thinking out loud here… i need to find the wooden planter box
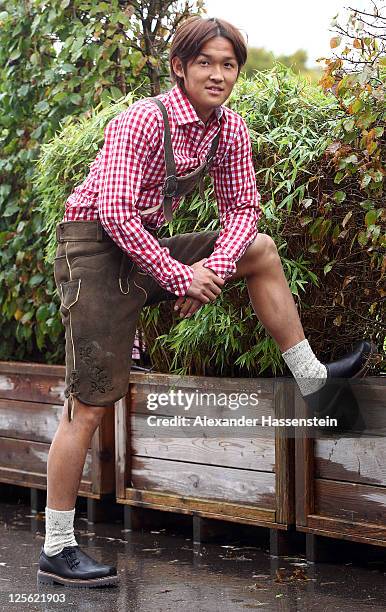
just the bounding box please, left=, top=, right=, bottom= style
left=115, top=372, right=296, bottom=554
left=0, top=361, right=115, bottom=521
left=295, top=377, right=386, bottom=560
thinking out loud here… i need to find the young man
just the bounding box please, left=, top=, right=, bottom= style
left=38, top=16, right=375, bottom=588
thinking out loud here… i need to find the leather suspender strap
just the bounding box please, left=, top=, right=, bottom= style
left=148, top=97, right=222, bottom=222
left=199, top=128, right=221, bottom=200
left=148, top=97, right=176, bottom=222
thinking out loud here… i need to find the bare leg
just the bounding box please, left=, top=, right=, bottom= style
left=46, top=399, right=110, bottom=510
left=231, top=234, right=305, bottom=352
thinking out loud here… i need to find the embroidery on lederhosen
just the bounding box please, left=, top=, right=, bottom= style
left=78, top=339, right=114, bottom=395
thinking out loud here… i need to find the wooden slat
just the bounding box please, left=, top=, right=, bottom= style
left=131, top=416, right=275, bottom=471
left=0, top=399, right=62, bottom=443
left=315, top=438, right=386, bottom=486
left=130, top=386, right=274, bottom=421
left=274, top=380, right=295, bottom=525
left=294, top=387, right=315, bottom=526
left=91, top=405, right=115, bottom=495
left=0, top=361, right=65, bottom=377
left=128, top=371, right=274, bottom=395
left=304, top=515, right=386, bottom=545
left=0, top=399, right=94, bottom=448
left=315, top=478, right=386, bottom=525
left=115, top=395, right=130, bottom=498
left=0, top=371, right=65, bottom=404
left=0, top=437, right=92, bottom=490
left=123, top=488, right=277, bottom=523
left=350, top=378, right=386, bottom=432
left=130, top=456, right=275, bottom=508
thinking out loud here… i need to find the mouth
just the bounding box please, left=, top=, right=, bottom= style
left=205, top=87, right=224, bottom=94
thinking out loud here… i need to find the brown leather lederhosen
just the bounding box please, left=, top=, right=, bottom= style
left=54, top=97, right=222, bottom=419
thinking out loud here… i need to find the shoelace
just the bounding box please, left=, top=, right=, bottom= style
left=60, top=548, right=80, bottom=570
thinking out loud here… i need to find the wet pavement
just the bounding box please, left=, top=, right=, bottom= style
left=0, top=495, right=385, bottom=612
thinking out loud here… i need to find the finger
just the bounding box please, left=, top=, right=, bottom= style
left=180, top=298, right=193, bottom=317
left=202, top=288, right=219, bottom=302
left=174, top=297, right=185, bottom=311
left=184, top=300, right=202, bottom=317
left=210, top=274, right=225, bottom=287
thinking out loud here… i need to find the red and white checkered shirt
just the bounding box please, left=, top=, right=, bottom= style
left=64, top=84, right=262, bottom=297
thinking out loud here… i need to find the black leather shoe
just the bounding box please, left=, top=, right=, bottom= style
left=303, top=340, right=377, bottom=434
left=37, top=546, right=118, bottom=588
left=324, top=340, right=377, bottom=379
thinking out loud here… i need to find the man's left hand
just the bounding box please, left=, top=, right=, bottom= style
left=174, top=296, right=204, bottom=318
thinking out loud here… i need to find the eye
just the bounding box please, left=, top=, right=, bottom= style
left=199, top=60, right=209, bottom=65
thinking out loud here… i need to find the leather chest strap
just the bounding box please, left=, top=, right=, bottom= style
left=148, top=97, right=176, bottom=222
left=148, top=97, right=222, bottom=222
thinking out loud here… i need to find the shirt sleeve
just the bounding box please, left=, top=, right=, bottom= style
left=98, top=103, right=194, bottom=297
left=203, top=116, right=262, bottom=279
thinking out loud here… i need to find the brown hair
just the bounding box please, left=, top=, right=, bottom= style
left=169, top=16, right=248, bottom=89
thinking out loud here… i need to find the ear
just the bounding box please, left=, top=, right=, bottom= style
left=171, top=56, right=185, bottom=79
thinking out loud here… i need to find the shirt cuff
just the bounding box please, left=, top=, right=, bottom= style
left=165, top=261, right=195, bottom=297
left=202, top=253, right=235, bottom=280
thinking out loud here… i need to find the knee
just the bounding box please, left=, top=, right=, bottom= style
left=63, top=399, right=110, bottom=429
left=248, top=233, right=279, bottom=263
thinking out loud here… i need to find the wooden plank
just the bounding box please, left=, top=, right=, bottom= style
left=130, top=456, right=276, bottom=507
left=128, top=371, right=274, bottom=395
left=122, top=488, right=277, bottom=523
left=315, top=478, right=386, bottom=525
left=315, top=438, right=386, bottom=486
left=0, top=437, right=92, bottom=491
left=294, top=387, right=315, bottom=526
left=0, top=399, right=93, bottom=449
left=115, top=395, right=130, bottom=498
left=131, top=416, right=275, bottom=471
left=350, top=378, right=386, bottom=432
left=91, top=405, right=115, bottom=495
left=0, top=371, right=65, bottom=404
left=130, top=375, right=274, bottom=421
left=0, top=399, right=62, bottom=443
left=0, top=361, right=65, bottom=377
left=274, top=380, right=295, bottom=524
left=302, top=515, right=386, bottom=545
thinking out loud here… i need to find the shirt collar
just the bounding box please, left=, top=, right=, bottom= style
left=168, top=84, right=223, bottom=127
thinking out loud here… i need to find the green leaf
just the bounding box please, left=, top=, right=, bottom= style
left=69, top=93, right=82, bottom=105
left=323, top=260, right=335, bottom=275
left=61, top=63, right=76, bottom=73
left=35, top=100, right=50, bottom=113
left=3, top=202, right=19, bottom=217
left=9, top=49, right=21, bottom=61
left=334, top=191, right=346, bottom=203
left=29, top=274, right=44, bottom=288
left=343, top=118, right=355, bottom=132
left=334, top=171, right=344, bottom=184
left=360, top=174, right=372, bottom=188
left=365, top=210, right=377, bottom=226
left=357, top=231, right=368, bottom=246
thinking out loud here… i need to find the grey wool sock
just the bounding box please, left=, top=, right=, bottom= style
left=282, top=339, right=327, bottom=396
left=43, top=507, right=78, bottom=557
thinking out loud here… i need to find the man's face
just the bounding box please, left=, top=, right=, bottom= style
left=172, top=36, right=239, bottom=123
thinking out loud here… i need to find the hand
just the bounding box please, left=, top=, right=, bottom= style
left=174, top=259, right=224, bottom=318
left=185, top=258, right=224, bottom=303
left=174, top=296, right=204, bottom=318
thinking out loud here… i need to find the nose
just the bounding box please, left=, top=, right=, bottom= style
left=209, top=66, right=225, bottom=82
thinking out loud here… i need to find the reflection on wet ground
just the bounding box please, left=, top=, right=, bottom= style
left=0, top=498, right=385, bottom=612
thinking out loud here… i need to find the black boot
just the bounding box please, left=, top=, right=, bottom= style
left=303, top=340, right=377, bottom=434
left=37, top=546, right=118, bottom=588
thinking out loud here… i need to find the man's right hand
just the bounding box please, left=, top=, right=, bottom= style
left=185, top=258, right=224, bottom=303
